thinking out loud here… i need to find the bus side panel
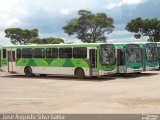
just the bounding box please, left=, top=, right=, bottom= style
left=15, top=58, right=90, bottom=76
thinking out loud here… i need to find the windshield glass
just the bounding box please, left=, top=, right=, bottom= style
left=146, top=43, right=157, bottom=62
left=100, top=44, right=115, bottom=65
left=127, top=44, right=142, bottom=63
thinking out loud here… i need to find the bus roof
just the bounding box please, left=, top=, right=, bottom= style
left=133, top=42, right=157, bottom=44
left=134, top=42, right=157, bottom=47
left=113, top=43, right=141, bottom=47
left=157, top=42, right=160, bottom=47
left=1, top=43, right=114, bottom=49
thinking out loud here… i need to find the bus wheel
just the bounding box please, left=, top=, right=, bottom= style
left=39, top=74, right=47, bottom=77
left=75, top=68, right=85, bottom=79
left=24, top=67, right=34, bottom=77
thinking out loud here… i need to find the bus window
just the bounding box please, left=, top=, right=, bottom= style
left=46, top=48, right=58, bottom=58
left=73, top=47, right=87, bottom=58
left=17, top=49, right=22, bottom=58
left=34, top=48, right=46, bottom=58
left=3, top=49, right=6, bottom=58
left=146, top=47, right=157, bottom=62
left=146, top=43, right=157, bottom=62
left=127, top=45, right=142, bottom=63
left=22, top=48, right=33, bottom=58
left=46, top=48, right=52, bottom=58
left=59, top=48, right=72, bottom=58
left=52, top=48, right=58, bottom=58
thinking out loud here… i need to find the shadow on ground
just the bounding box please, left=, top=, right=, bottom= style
left=1, top=72, right=159, bottom=82
left=114, top=72, right=159, bottom=79
left=0, top=74, right=116, bottom=82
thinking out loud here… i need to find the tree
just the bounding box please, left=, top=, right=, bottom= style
left=5, top=28, right=39, bottom=45
left=63, top=10, right=114, bottom=43
left=126, top=17, right=160, bottom=42
left=27, top=37, right=64, bottom=44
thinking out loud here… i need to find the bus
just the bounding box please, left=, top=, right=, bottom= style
left=0, top=47, right=1, bottom=68
left=114, top=43, right=143, bottom=73
left=0, top=43, right=117, bottom=78
left=137, top=42, right=159, bottom=71
left=157, top=42, right=160, bottom=68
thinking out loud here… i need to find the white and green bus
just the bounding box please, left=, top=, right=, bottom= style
left=0, top=43, right=117, bottom=78
left=137, top=42, right=159, bottom=71
left=0, top=47, right=1, bottom=69
left=114, top=43, right=143, bottom=73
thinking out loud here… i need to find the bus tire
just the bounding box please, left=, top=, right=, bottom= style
left=24, top=67, right=34, bottom=77
left=40, top=74, right=47, bottom=77
left=75, top=68, right=85, bottom=79
left=135, top=72, right=141, bottom=74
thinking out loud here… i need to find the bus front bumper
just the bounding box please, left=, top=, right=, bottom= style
left=127, top=67, right=143, bottom=73
left=146, top=65, right=159, bottom=71
left=99, top=69, right=117, bottom=76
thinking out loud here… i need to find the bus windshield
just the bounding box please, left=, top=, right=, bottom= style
left=146, top=43, right=157, bottom=62
left=127, top=44, right=142, bottom=63
left=100, top=44, right=115, bottom=65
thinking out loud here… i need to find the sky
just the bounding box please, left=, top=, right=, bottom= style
left=0, top=0, right=160, bottom=45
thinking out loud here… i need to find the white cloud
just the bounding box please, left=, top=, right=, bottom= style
left=60, top=9, right=70, bottom=15
left=108, top=30, right=134, bottom=39
left=0, top=0, right=98, bottom=28
left=106, top=0, right=145, bottom=9
left=107, top=3, right=120, bottom=9
left=108, top=36, right=149, bottom=43
left=0, top=0, right=28, bottom=27
left=0, top=0, right=159, bottom=45
left=110, top=30, right=130, bottom=36
left=0, top=31, right=11, bottom=46
left=1, top=18, right=23, bottom=28
left=121, top=0, right=144, bottom=5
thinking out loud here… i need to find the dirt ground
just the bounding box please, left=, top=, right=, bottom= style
left=0, top=71, right=160, bottom=113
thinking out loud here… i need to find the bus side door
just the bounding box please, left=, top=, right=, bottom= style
left=89, top=49, right=97, bottom=76
left=7, top=49, right=16, bottom=73
left=117, top=48, right=126, bottom=73
left=141, top=47, right=145, bottom=71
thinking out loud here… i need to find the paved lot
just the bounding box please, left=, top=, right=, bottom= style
left=0, top=71, right=160, bottom=113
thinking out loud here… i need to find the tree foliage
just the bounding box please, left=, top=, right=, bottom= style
left=63, top=10, right=114, bottom=43
left=27, top=37, right=64, bottom=44
left=4, top=28, right=64, bottom=45
left=5, top=28, right=39, bottom=45
left=126, top=17, right=160, bottom=42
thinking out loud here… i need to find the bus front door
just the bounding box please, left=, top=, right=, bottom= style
left=141, top=47, right=145, bottom=71
left=7, top=50, right=16, bottom=73
left=89, top=49, right=97, bottom=76
left=117, top=49, right=126, bottom=73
